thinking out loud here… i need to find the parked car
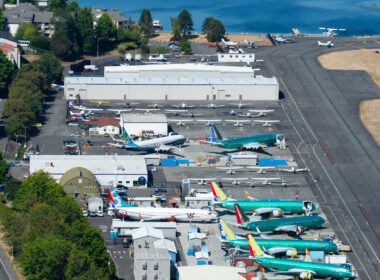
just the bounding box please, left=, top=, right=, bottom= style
left=208, top=44, right=216, bottom=48
left=104, top=133, right=109, bottom=137
left=155, top=187, right=167, bottom=193
left=82, top=210, right=88, bottom=217
left=82, top=69, right=93, bottom=72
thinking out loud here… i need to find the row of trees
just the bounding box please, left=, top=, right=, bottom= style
left=170, top=10, right=194, bottom=54
left=2, top=53, right=63, bottom=138
left=0, top=168, right=115, bottom=279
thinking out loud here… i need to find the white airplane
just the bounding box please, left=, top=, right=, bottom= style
left=242, top=39, right=263, bottom=49
left=225, top=119, right=252, bottom=127
left=107, top=109, right=133, bottom=115
left=319, top=27, right=346, bottom=37
left=148, top=104, right=163, bottom=108
left=135, top=108, right=161, bottom=113
left=317, top=40, right=334, bottom=47
left=247, top=166, right=276, bottom=174
left=108, top=187, right=217, bottom=222
left=229, top=102, right=252, bottom=109
left=253, top=120, right=280, bottom=127
left=172, top=103, right=194, bottom=109
left=228, top=48, right=245, bottom=54
left=223, top=110, right=241, bottom=116
left=251, top=177, right=282, bottom=185
left=221, top=38, right=238, bottom=46
left=189, top=178, right=216, bottom=185
left=279, top=167, right=310, bottom=174
left=68, top=102, right=87, bottom=111
left=165, top=109, right=189, bottom=115
left=168, top=119, right=194, bottom=126
left=275, top=36, right=294, bottom=43
left=200, top=103, right=225, bottom=109
left=248, top=109, right=274, bottom=116
left=221, top=177, right=249, bottom=185
left=236, top=112, right=263, bottom=118
left=197, top=119, right=222, bottom=125
left=181, top=111, right=202, bottom=118
left=216, top=166, right=244, bottom=174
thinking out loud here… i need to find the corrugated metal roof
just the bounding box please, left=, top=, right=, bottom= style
left=59, top=167, right=98, bottom=186
left=121, top=113, right=167, bottom=123
left=154, top=239, right=177, bottom=254
left=104, top=64, right=254, bottom=73
left=134, top=246, right=170, bottom=260
left=132, top=227, right=164, bottom=240
left=65, top=76, right=277, bottom=86
left=178, top=266, right=246, bottom=280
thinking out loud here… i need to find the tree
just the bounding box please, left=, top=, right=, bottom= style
left=0, top=10, right=6, bottom=31
left=177, top=9, right=193, bottom=37
left=66, top=0, right=80, bottom=12
left=206, top=19, right=225, bottom=42
left=138, top=9, right=154, bottom=38
left=0, top=51, right=15, bottom=98
left=202, top=17, right=215, bottom=34
left=179, top=38, right=192, bottom=55
left=0, top=152, right=9, bottom=184
left=75, top=7, right=96, bottom=54
left=4, top=179, right=21, bottom=201
left=48, top=0, right=67, bottom=11
left=170, top=17, right=181, bottom=41
left=96, top=13, right=116, bottom=40
left=33, top=53, right=63, bottom=84
left=51, top=31, right=76, bottom=60
left=15, top=23, right=38, bottom=41
left=30, top=35, right=51, bottom=50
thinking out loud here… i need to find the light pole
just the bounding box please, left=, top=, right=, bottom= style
left=97, top=38, right=103, bottom=58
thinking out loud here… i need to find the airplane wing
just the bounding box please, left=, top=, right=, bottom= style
left=83, top=108, right=103, bottom=111
left=189, top=178, right=216, bottom=181
left=225, top=120, right=251, bottom=123
left=216, top=166, right=243, bottom=170
left=252, top=177, right=281, bottom=181
left=214, top=105, right=225, bottom=108
left=221, top=178, right=249, bottom=181
left=254, top=208, right=283, bottom=215
left=249, top=110, right=274, bottom=113
left=108, top=109, right=133, bottom=112
left=274, top=225, right=299, bottom=233
left=199, top=140, right=223, bottom=145
left=197, top=119, right=222, bottom=124
left=242, top=142, right=266, bottom=150
left=108, top=143, right=126, bottom=148
left=266, top=247, right=297, bottom=255
left=248, top=166, right=275, bottom=170
left=154, top=145, right=178, bottom=152
left=165, top=109, right=189, bottom=113
left=254, top=120, right=280, bottom=123
left=135, top=108, right=160, bottom=112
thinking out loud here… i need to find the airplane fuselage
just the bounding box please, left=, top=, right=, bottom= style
left=220, top=200, right=316, bottom=214
left=244, top=216, right=325, bottom=232
left=220, top=134, right=277, bottom=149
left=256, top=257, right=354, bottom=279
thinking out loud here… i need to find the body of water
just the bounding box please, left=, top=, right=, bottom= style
left=77, top=0, right=380, bottom=36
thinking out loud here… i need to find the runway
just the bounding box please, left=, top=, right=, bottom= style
left=256, top=37, right=380, bottom=279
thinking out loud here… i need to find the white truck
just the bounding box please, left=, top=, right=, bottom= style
left=84, top=65, right=99, bottom=71
left=149, top=54, right=167, bottom=62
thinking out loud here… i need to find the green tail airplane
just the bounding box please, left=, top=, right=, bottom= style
left=210, top=182, right=317, bottom=216
left=218, top=219, right=338, bottom=256
left=203, top=123, right=283, bottom=150
left=246, top=234, right=356, bottom=279
left=233, top=204, right=325, bottom=234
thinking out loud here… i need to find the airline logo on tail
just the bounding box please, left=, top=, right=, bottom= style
left=219, top=219, right=236, bottom=240
left=234, top=203, right=249, bottom=224
left=245, top=190, right=257, bottom=201
left=209, top=124, right=223, bottom=142
left=122, top=128, right=137, bottom=146
left=247, top=234, right=264, bottom=257
left=108, top=187, right=133, bottom=208
left=210, top=181, right=227, bottom=202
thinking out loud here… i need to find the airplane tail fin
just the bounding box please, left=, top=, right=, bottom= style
left=108, top=187, right=134, bottom=208
left=210, top=181, right=227, bottom=202
left=246, top=234, right=264, bottom=257
left=245, top=190, right=257, bottom=201
left=219, top=219, right=236, bottom=240
left=152, top=196, right=162, bottom=208
left=304, top=247, right=312, bottom=262
left=234, top=204, right=249, bottom=224
left=122, top=128, right=137, bottom=146
left=69, top=111, right=73, bottom=116
left=68, top=101, right=73, bottom=109
left=210, top=124, right=223, bottom=142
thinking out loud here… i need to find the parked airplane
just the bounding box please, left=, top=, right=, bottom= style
left=90, top=100, right=110, bottom=106
left=275, top=36, right=294, bottom=43
left=248, top=109, right=274, bottom=116
left=242, top=39, right=263, bottom=49
left=246, top=234, right=356, bottom=279
left=135, top=108, right=161, bottom=113
left=181, top=111, right=202, bottom=118
left=247, top=166, right=276, bottom=174
left=216, top=166, right=244, bottom=174
left=225, top=119, right=252, bottom=127
left=210, top=182, right=316, bottom=215
left=108, top=128, right=185, bottom=152
left=236, top=112, right=263, bottom=118
left=221, top=38, right=238, bottom=46
left=165, top=109, right=189, bottom=115
left=317, top=40, right=334, bottom=47
left=234, top=204, right=325, bottom=234
left=223, top=110, right=241, bottom=116
left=172, top=103, right=194, bottom=109
left=108, top=187, right=217, bottom=222
left=221, top=177, right=249, bottom=185
left=229, top=102, right=252, bottom=109
left=189, top=178, right=216, bottom=185
left=107, top=109, right=133, bottom=115
left=168, top=119, right=194, bottom=126
left=200, top=103, right=225, bottom=109
left=148, top=104, right=163, bottom=108
left=254, top=120, right=280, bottom=127
left=251, top=177, right=283, bottom=185
left=201, top=124, right=283, bottom=150
left=218, top=219, right=338, bottom=254
left=197, top=119, right=222, bottom=125
left=68, top=101, right=86, bottom=110
left=319, top=27, right=346, bottom=37
left=279, top=167, right=310, bottom=174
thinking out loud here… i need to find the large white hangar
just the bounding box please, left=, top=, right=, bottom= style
left=120, top=113, right=168, bottom=137
left=64, top=76, right=278, bottom=101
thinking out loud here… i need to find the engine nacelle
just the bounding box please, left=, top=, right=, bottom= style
left=272, top=209, right=283, bottom=217
left=299, top=272, right=313, bottom=279
left=286, top=249, right=297, bottom=257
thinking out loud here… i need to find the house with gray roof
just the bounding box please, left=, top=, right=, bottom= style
left=3, top=3, right=53, bottom=37
left=92, top=8, right=128, bottom=29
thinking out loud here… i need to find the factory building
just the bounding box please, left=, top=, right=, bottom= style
left=120, top=113, right=168, bottom=137
left=30, top=155, right=148, bottom=188
left=64, top=64, right=278, bottom=101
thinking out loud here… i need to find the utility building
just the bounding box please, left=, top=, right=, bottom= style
left=120, top=113, right=168, bottom=137
left=59, top=167, right=100, bottom=199
left=30, top=155, right=148, bottom=188
left=217, top=53, right=256, bottom=63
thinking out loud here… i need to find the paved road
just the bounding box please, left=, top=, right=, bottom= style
left=257, top=37, right=380, bottom=279
left=0, top=243, right=18, bottom=280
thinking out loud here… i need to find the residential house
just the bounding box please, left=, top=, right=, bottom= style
left=84, top=116, right=120, bottom=135
left=3, top=3, right=53, bottom=37
left=91, top=8, right=128, bottom=28
left=0, top=31, right=21, bottom=68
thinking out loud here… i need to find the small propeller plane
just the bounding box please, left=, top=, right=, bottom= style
left=167, top=119, right=194, bottom=126
left=279, top=167, right=310, bottom=174
left=135, top=108, right=161, bottom=113
left=148, top=104, right=163, bottom=108
left=221, top=177, right=249, bottom=185
left=200, top=103, right=225, bottom=109
left=107, top=109, right=133, bottom=115
left=317, top=40, right=334, bottom=47
left=189, top=178, right=216, bottom=185
left=248, top=109, right=274, bottom=116
left=225, top=119, right=252, bottom=127
left=253, top=120, right=280, bottom=127
left=172, top=103, right=195, bottom=109
left=216, top=166, right=244, bottom=174
left=165, top=109, right=189, bottom=115
left=251, top=177, right=282, bottom=185
left=247, top=166, right=276, bottom=174
left=228, top=102, right=252, bottom=109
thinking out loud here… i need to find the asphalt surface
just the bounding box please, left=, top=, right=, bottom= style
left=255, top=37, right=380, bottom=279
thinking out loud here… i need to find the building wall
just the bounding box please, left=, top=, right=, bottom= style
left=217, top=53, right=255, bottom=63
left=96, top=125, right=120, bottom=135
left=7, top=24, right=19, bottom=36
left=123, top=122, right=168, bottom=137
left=134, top=256, right=170, bottom=280
left=0, top=39, right=21, bottom=68
left=95, top=174, right=147, bottom=188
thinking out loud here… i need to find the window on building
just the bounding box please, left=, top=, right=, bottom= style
left=249, top=55, right=252, bottom=58
left=221, top=55, right=224, bottom=58
left=154, top=274, right=158, bottom=280
left=186, top=202, right=189, bottom=207
left=69, top=94, right=73, bottom=97
left=235, top=55, right=238, bottom=58
left=229, top=55, right=232, bottom=58
left=118, top=181, right=122, bottom=184
left=67, top=88, right=75, bottom=91
left=142, top=263, right=147, bottom=270
left=126, top=181, right=130, bottom=184
left=133, top=181, right=138, bottom=186
left=142, top=274, right=147, bottom=280
left=154, top=263, right=158, bottom=270
left=78, top=178, right=82, bottom=184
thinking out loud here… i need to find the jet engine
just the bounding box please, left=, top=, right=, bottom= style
left=272, top=209, right=283, bottom=217
left=286, top=249, right=297, bottom=257
left=299, top=272, right=313, bottom=279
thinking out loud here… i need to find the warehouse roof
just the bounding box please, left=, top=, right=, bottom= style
left=104, top=64, right=254, bottom=73
left=121, top=113, right=167, bottom=123
left=154, top=239, right=177, bottom=254
left=132, top=227, right=164, bottom=240
left=134, top=246, right=170, bottom=261
left=178, top=266, right=246, bottom=280
left=30, top=155, right=147, bottom=175
left=65, top=76, right=277, bottom=86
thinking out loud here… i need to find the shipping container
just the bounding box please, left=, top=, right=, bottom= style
left=258, top=158, right=287, bottom=166
left=161, top=158, right=177, bottom=166
left=177, top=159, right=189, bottom=166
